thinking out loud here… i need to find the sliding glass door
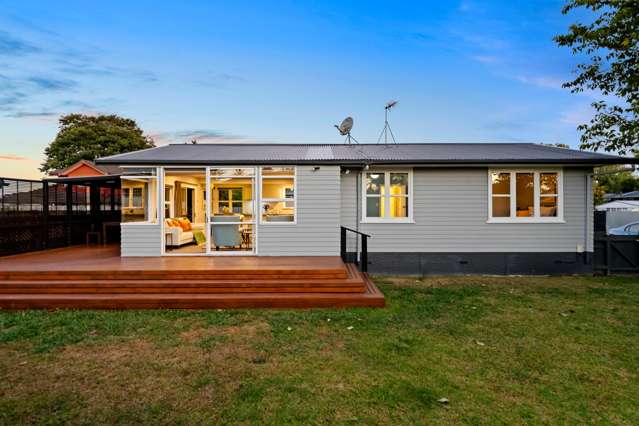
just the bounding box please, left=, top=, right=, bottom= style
left=163, top=168, right=207, bottom=255
left=208, top=167, right=256, bottom=254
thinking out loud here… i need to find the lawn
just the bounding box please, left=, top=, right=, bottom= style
left=1, top=275, right=638, bottom=425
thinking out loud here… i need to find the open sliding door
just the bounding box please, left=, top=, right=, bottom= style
left=162, top=168, right=207, bottom=255
left=208, top=167, right=256, bottom=255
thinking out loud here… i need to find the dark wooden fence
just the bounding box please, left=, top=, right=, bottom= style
left=593, top=210, right=639, bottom=274
left=594, top=235, right=639, bottom=274
left=0, top=177, right=120, bottom=257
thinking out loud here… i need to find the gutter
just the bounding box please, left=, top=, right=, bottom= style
left=95, top=159, right=639, bottom=166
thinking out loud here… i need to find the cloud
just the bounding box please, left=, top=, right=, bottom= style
left=57, top=61, right=158, bottom=83
left=57, top=99, right=93, bottom=109
left=0, top=154, right=44, bottom=179
left=0, top=154, right=29, bottom=161
left=560, top=103, right=593, bottom=126
left=458, top=1, right=482, bottom=13
left=195, top=72, right=246, bottom=89
left=454, top=31, right=510, bottom=51
left=149, top=129, right=261, bottom=145
left=5, top=111, right=57, bottom=119
left=0, top=91, right=27, bottom=108
left=483, top=119, right=525, bottom=131
left=0, top=30, right=39, bottom=56
left=472, top=55, right=500, bottom=64
left=515, top=75, right=563, bottom=90
left=27, top=76, right=77, bottom=91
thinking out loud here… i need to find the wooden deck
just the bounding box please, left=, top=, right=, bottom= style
left=0, top=246, right=385, bottom=309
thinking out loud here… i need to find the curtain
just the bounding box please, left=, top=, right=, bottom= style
left=174, top=181, right=183, bottom=217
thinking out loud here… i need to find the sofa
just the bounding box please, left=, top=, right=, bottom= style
left=165, top=218, right=204, bottom=247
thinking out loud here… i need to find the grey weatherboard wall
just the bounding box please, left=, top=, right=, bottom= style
left=340, top=167, right=594, bottom=275
left=120, top=166, right=341, bottom=257
left=258, top=165, right=340, bottom=256
left=121, top=223, right=162, bottom=257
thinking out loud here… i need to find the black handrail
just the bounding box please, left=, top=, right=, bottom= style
left=340, top=226, right=370, bottom=272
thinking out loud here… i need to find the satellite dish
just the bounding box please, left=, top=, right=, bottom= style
left=334, top=116, right=353, bottom=136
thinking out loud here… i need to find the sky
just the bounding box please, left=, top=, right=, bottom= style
left=0, top=0, right=598, bottom=179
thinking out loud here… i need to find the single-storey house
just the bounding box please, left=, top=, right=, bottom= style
left=96, top=143, right=637, bottom=275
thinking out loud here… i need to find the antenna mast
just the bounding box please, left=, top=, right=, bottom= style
left=377, top=100, right=398, bottom=144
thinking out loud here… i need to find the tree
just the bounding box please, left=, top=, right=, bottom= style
left=40, top=114, right=155, bottom=172
left=543, top=143, right=571, bottom=149
left=554, top=1, right=639, bottom=155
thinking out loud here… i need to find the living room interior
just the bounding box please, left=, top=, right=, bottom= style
left=161, top=167, right=295, bottom=255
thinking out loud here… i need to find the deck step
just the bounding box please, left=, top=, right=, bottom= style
left=0, top=275, right=385, bottom=309
left=0, top=265, right=366, bottom=294
left=0, top=270, right=349, bottom=281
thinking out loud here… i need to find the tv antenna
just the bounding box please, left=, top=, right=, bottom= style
left=334, top=116, right=359, bottom=144
left=377, top=100, right=398, bottom=144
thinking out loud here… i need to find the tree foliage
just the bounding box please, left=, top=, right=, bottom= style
left=41, top=114, right=154, bottom=172
left=554, top=0, right=639, bottom=154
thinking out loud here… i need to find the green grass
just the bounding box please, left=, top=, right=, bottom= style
left=1, top=275, right=638, bottom=425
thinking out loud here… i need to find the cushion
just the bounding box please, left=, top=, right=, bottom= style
left=193, top=230, right=206, bottom=245
left=177, top=218, right=192, bottom=231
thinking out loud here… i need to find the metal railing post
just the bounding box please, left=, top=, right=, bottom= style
left=361, top=235, right=368, bottom=273
left=340, top=226, right=347, bottom=262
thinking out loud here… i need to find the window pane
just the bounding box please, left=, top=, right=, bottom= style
left=132, top=188, right=143, bottom=207
left=262, top=178, right=294, bottom=199
left=366, top=173, right=384, bottom=195
left=390, top=173, right=408, bottom=195
left=516, top=173, right=534, bottom=217
left=261, top=201, right=294, bottom=222
left=366, top=197, right=384, bottom=218
left=492, top=197, right=510, bottom=217
left=540, top=173, right=558, bottom=195
left=540, top=196, right=558, bottom=217
left=122, top=178, right=157, bottom=223
left=231, top=189, right=243, bottom=201
left=491, top=172, right=510, bottom=195
left=261, top=167, right=294, bottom=176
left=210, top=168, right=254, bottom=177
left=389, top=196, right=408, bottom=218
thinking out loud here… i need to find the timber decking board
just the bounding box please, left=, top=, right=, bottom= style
left=0, top=246, right=347, bottom=278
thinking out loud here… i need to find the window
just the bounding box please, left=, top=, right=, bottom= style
left=260, top=166, right=295, bottom=223
left=217, top=188, right=243, bottom=214
left=488, top=170, right=562, bottom=222
left=362, top=170, right=412, bottom=222
left=121, top=169, right=158, bottom=223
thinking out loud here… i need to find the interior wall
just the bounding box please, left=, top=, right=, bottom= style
left=164, top=173, right=206, bottom=224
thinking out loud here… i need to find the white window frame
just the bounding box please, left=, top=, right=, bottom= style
left=361, top=169, right=414, bottom=223
left=120, top=167, right=160, bottom=226
left=487, top=169, right=564, bottom=223
left=207, top=166, right=257, bottom=255
left=258, top=166, right=297, bottom=225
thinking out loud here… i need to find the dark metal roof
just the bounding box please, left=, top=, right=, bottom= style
left=96, top=143, right=638, bottom=166
left=44, top=175, right=121, bottom=186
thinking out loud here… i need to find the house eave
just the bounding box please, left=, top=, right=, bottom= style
left=96, top=158, right=638, bottom=167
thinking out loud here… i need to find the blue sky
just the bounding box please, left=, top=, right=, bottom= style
left=1, top=0, right=596, bottom=178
